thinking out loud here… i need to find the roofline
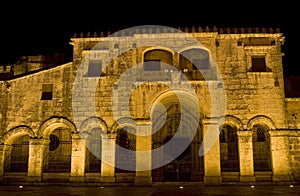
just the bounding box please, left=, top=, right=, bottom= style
left=1, top=62, right=73, bottom=82
left=70, top=26, right=283, bottom=39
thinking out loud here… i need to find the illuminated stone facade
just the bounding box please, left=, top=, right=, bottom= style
left=0, top=26, right=299, bottom=185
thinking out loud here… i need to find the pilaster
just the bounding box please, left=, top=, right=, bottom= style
left=202, top=118, right=222, bottom=185
left=101, top=134, right=116, bottom=182
left=237, top=130, right=255, bottom=182
left=28, top=138, right=48, bottom=182
left=70, top=134, right=86, bottom=182
left=134, top=120, right=152, bottom=186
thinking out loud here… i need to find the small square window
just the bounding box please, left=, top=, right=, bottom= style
left=144, top=60, right=161, bottom=71
left=88, top=60, right=102, bottom=77
left=251, top=56, right=266, bottom=72
left=41, top=84, right=53, bottom=100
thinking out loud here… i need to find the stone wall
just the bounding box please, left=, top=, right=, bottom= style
left=286, top=98, right=300, bottom=181
left=289, top=133, right=300, bottom=180
left=286, top=98, right=300, bottom=129
left=213, top=34, right=286, bottom=129
left=0, top=62, right=74, bottom=135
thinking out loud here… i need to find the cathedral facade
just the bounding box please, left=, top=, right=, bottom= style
left=0, top=26, right=299, bottom=186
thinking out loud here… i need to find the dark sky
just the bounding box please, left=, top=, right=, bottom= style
left=0, top=2, right=297, bottom=75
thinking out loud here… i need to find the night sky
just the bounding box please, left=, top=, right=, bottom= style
left=0, top=2, right=297, bottom=75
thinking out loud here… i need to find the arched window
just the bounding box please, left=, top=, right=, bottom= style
left=252, top=125, right=271, bottom=172
left=219, top=125, right=239, bottom=172
left=4, top=135, right=30, bottom=173
left=144, top=49, right=173, bottom=71
left=179, top=49, right=214, bottom=80
left=43, top=128, right=72, bottom=173
left=115, top=126, right=136, bottom=173
left=179, top=49, right=210, bottom=71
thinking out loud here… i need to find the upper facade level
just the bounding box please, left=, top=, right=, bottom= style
left=0, top=26, right=295, bottom=133
left=67, top=26, right=287, bottom=128
left=70, top=26, right=285, bottom=83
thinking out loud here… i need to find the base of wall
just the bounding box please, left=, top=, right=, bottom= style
left=3, top=172, right=28, bottom=182
left=42, top=173, right=70, bottom=182
left=27, top=176, right=42, bottom=182
left=70, top=176, right=85, bottom=182
left=240, top=175, right=256, bottom=182
left=70, top=175, right=116, bottom=183
left=100, top=176, right=115, bottom=183
left=134, top=176, right=152, bottom=186
left=221, top=172, right=239, bottom=182
left=204, top=176, right=222, bottom=185
left=272, top=174, right=293, bottom=182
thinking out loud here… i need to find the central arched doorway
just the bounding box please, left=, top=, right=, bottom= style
left=152, top=115, right=203, bottom=182
left=162, top=136, right=192, bottom=181
left=151, top=91, right=204, bottom=182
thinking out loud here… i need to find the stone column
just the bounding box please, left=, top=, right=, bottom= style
left=101, top=134, right=116, bottom=182
left=28, top=138, right=48, bottom=182
left=202, top=119, right=222, bottom=185
left=237, top=130, right=255, bottom=182
left=269, top=131, right=293, bottom=181
left=134, top=120, right=152, bottom=186
left=70, top=134, right=86, bottom=182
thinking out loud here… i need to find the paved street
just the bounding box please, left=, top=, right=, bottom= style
left=0, top=184, right=299, bottom=196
